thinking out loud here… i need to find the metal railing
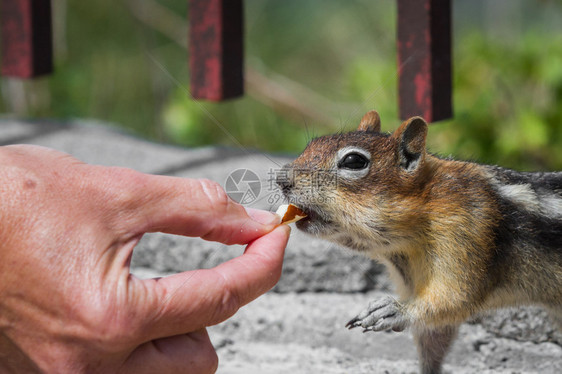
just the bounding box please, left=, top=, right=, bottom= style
left=0, top=0, right=452, bottom=122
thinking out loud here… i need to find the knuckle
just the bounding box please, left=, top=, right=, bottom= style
left=208, top=271, right=242, bottom=325
left=92, top=316, right=132, bottom=347
left=221, top=288, right=242, bottom=321
left=96, top=167, right=151, bottom=231
left=76, top=298, right=137, bottom=349
left=102, top=167, right=148, bottom=205
left=218, top=289, right=242, bottom=324
left=195, top=179, right=241, bottom=242
left=197, top=179, right=231, bottom=211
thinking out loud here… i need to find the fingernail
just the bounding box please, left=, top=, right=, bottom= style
left=245, top=207, right=281, bottom=226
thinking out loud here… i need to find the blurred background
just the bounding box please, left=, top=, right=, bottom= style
left=1, top=0, right=562, bottom=170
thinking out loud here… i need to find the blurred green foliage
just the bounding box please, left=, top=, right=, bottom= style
left=430, top=32, right=562, bottom=170
left=1, top=0, right=562, bottom=171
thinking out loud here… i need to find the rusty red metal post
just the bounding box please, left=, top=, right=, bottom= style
left=1, top=0, right=53, bottom=78
left=189, top=0, right=243, bottom=101
left=397, top=0, right=452, bottom=122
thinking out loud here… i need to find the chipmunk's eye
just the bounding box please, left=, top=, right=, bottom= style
left=338, top=152, right=369, bottom=170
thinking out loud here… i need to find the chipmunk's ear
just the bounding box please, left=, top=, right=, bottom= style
left=357, top=110, right=381, bottom=132
left=393, top=116, right=428, bottom=171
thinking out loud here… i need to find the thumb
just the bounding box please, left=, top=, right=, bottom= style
left=135, top=224, right=290, bottom=342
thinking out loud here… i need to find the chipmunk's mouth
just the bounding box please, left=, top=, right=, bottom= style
left=292, top=204, right=333, bottom=234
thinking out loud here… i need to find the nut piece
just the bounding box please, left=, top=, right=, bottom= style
left=275, top=204, right=307, bottom=224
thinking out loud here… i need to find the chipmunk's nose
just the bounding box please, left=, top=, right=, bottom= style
left=276, top=165, right=294, bottom=193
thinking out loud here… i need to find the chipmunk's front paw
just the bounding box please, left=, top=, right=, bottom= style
left=346, top=296, right=410, bottom=332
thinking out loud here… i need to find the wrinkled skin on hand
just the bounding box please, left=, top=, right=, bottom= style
left=0, top=145, right=289, bottom=374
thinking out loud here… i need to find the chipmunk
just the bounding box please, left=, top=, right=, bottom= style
left=276, top=111, right=562, bottom=374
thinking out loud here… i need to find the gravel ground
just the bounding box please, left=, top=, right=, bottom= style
left=207, top=292, right=562, bottom=374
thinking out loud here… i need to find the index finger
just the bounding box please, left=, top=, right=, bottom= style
left=96, top=168, right=280, bottom=245
left=135, top=224, right=291, bottom=341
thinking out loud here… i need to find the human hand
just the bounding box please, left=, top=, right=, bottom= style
left=0, top=145, right=289, bottom=373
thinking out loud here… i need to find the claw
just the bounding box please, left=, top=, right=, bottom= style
left=345, top=296, right=410, bottom=333
left=345, top=318, right=359, bottom=329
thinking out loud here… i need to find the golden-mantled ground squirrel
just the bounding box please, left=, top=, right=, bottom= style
left=276, top=111, right=562, bottom=374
